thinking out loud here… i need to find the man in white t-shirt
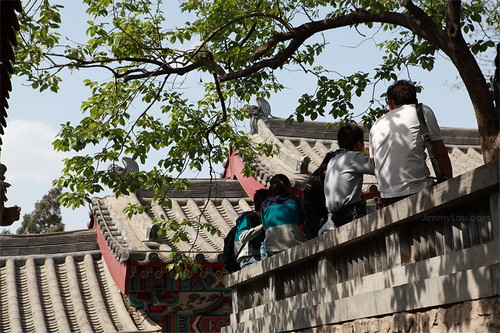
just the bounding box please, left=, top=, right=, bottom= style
left=320, top=124, right=374, bottom=233
left=369, top=80, right=453, bottom=206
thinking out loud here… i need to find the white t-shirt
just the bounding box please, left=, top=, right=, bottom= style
left=324, top=149, right=374, bottom=213
left=369, top=104, right=442, bottom=198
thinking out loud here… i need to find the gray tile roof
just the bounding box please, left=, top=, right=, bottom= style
left=249, top=118, right=483, bottom=189
left=92, top=179, right=252, bottom=264
left=0, top=229, right=99, bottom=260
left=0, top=230, right=161, bottom=332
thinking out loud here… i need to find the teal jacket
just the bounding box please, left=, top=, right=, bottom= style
left=261, top=192, right=305, bottom=254
left=234, top=211, right=264, bottom=262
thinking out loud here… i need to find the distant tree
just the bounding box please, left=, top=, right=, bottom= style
left=16, top=187, right=65, bottom=234
left=1, top=229, right=12, bottom=235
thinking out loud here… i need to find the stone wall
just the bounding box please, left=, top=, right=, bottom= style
left=223, top=161, right=500, bottom=333
left=301, top=297, right=500, bottom=333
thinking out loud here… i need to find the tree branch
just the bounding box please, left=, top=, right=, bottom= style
left=122, top=51, right=225, bottom=82
left=188, top=11, right=293, bottom=65
left=445, top=0, right=462, bottom=36
left=204, top=73, right=227, bottom=152
left=401, top=0, right=450, bottom=47
left=120, top=8, right=451, bottom=83
left=56, top=5, right=459, bottom=89
left=222, top=8, right=447, bottom=81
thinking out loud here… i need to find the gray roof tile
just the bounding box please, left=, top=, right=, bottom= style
left=93, top=179, right=252, bottom=264
left=0, top=230, right=161, bottom=332
left=251, top=118, right=483, bottom=189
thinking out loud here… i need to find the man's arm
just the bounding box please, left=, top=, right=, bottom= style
left=422, top=105, right=452, bottom=179
left=431, top=140, right=453, bottom=179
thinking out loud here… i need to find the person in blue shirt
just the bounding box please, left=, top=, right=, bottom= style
left=234, top=189, right=269, bottom=268
left=260, top=174, right=306, bottom=255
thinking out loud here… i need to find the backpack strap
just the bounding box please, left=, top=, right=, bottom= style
left=416, top=103, right=445, bottom=182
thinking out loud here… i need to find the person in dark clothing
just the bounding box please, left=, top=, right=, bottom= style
left=234, top=189, right=269, bottom=268
left=302, top=151, right=337, bottom=238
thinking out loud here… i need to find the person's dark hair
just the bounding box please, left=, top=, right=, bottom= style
left=387, top=80, right=418, bottom=106
left=253, top=189, right=270, bottom=211
left=269, top=174, right=291, bottom=194
left=337, top=123, right=364, bottom=150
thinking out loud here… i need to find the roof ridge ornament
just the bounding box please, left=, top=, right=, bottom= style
left=248, top=97, right=272, bottom=135
left=108, top=156, right=139, bottom=175
left=106, top=157, right=141, bottom=203
left=0, top=164, right=20, bottom=226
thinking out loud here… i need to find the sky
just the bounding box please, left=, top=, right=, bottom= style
left=0, top=1, right=487, bottom=233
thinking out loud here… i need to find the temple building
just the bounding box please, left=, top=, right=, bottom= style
left=0, top=103, right=490, bottom=331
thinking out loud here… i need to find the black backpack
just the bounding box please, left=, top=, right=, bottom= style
left=302, top=151, right=337, bottom=238
left=222, top=211, right=255, bottom=273
left=222, top=225, right=240, bottom=273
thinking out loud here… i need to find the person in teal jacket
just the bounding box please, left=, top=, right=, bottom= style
left=234, top=189, right=269, bottom=268
left=261, top=174, right=306, bottom=255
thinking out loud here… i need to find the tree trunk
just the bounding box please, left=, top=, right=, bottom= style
left=446, top=38, right=499, bottom=163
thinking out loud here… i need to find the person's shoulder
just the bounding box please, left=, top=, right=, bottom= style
left=348, top=150, right=370, bottom=160
left=283, top=192, right=301, bottom=204
left=390, top=104, right=414, bottom=115
left=421, top=104, right=436, bottom=114
left=238, top=210, right=256, bottom=222
left=393, top=104, right=419, bottom=120
left=349, top=150, right=369, bottom=156
left=370, top=112, right=389, bottom=130
left=243, top=210, right=258, bottom=218
left=420, top=104, right=440, bottom=122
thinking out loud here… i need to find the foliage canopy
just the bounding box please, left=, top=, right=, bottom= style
left=14, top=0, right=499, bottom=270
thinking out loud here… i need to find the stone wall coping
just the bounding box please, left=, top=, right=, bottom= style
left=225, top=159, right=499, bottom=287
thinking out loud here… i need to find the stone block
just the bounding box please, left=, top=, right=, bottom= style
left=340, top=322, right=353, bottom=333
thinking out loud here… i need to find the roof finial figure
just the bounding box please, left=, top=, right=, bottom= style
left=0, top=164, right=20, bottom=226
left=248, top=97, right=272, bottom=134
left=108, top=157, right=139, bottom=175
